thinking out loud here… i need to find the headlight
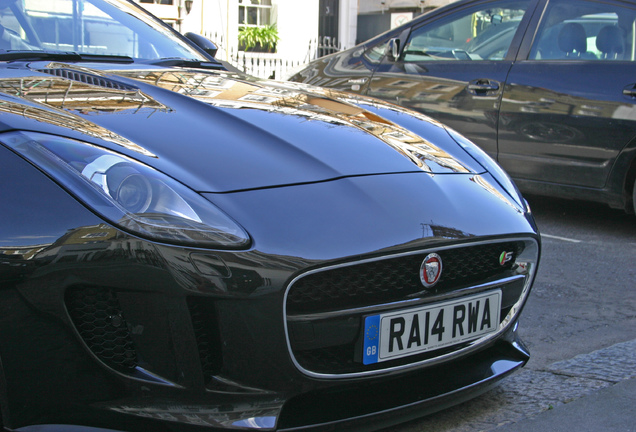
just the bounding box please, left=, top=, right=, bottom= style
left=1, top=131, right=250, bottom=249
left=444, top=127, right=525, bottom=208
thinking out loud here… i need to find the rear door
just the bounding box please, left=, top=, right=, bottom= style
left=366, top=0, right=538, bottom=158
left=499, top=0, right=636, bottom=191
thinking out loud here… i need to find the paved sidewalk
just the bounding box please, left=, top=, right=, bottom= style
left=493, top=338, right=636, bottom=432
left=493, top=377, right=636, bottom=432
left=392, top=338, right=636, bottom=432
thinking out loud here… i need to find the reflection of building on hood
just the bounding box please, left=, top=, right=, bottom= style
left=32, top=223, right=169, bottom=271
left=1, top=244, right=49, bottom=261
left=0, top=74, right=166, bottom=116
left=421, top=223, right=473, bottom=240
left=0, top=74, right=161, bottom=156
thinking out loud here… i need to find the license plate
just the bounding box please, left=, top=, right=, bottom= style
left=362, top=290, right=501, bottom=365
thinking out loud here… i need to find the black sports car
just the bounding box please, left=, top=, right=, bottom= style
left=288, top=0, right=636, bottom=215
left=0, top=0, right=540, bottom=431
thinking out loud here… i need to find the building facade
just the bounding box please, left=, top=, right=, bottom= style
left=135, top=0, right=319, bottom=64
left=133, top=0, right=455, bottom=76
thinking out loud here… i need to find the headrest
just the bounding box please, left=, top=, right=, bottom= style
left=596, top=25, right=624, bottom=55
left=558, top=22, right=587, bottom=54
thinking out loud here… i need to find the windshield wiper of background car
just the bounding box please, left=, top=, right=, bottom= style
left=0, top=50, right=134, bottom=63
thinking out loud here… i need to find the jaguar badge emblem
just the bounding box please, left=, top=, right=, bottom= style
left=420, top=253, right=442, bottom=288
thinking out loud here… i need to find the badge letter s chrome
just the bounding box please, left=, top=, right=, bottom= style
left=499, top=251, right=513, bottom=265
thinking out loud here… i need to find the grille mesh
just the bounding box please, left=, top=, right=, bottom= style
left=287, top=242, right=524, bottom=315
left=187, top=297, right=223, bottom=384
left=66, top=287, right=138, bottom=372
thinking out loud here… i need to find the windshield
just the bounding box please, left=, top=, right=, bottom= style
left=0, top=0, right=208, bottom=61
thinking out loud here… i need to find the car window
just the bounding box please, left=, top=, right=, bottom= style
left=529, top=0, right=636, bottom=61
left=365, top=39, right=390, bottom=63
left=0, top=0, right=206, bottom=61
left=402, top=1, right=529, bottom=62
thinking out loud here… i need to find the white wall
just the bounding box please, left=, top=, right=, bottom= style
left=276, top=0, right=320, bottom=61
left=179, top=0, right=231, bottom=57
left=139, top=3, right=179, bottom=22
left=358, top=0, right=454, bottom=14
left=339, top=0, right=358, bottom=50
left=175, top=0, right=318, bottom=62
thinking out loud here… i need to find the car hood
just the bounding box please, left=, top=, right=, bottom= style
left=0, top=62, right=485, bottom=193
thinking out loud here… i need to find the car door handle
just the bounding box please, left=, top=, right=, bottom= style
left=467, top=79, right=500, bottom=95
left=623, top=84, right=636, bottom=98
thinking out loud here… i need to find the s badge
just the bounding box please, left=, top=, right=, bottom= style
left=499, top=251, right=514, bottom=266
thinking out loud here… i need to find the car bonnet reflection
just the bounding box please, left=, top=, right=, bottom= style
left=122, top=69, right=472, bottom=174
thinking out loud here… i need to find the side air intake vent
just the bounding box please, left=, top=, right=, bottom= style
left=35, top=68, right=139, bottom=92
left=66, top=286, right=138, bottom=372
left=187, top=297, right=223, bottom=385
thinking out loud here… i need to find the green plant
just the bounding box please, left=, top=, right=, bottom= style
left=238, top=26, right=259, bottom=51
left=258, top=24, right=279, bottom=50
left=238, top=24, right=279, bottom=52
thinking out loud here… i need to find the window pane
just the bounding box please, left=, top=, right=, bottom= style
left=403, top=1, right=528, bottom=61
left=237, top=2, right=276, bottom=52
left=529, top=0, right=636, bottom=61
left=247, top=7, right=257, bottom=25
left=258, top=8, right=270, bottom=26
left=365, top=40, right=389, bottom=63
left=239, top=6, right=245, bottom=24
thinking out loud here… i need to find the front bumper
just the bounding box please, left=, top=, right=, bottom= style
left=88, top=326, right=528, bottom=432
left=278, top=329, right=529, bottom=431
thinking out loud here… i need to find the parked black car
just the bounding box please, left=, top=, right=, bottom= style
left=0, top=0, right=540, bottom=431
left=288, top=0, right=636, bottom=215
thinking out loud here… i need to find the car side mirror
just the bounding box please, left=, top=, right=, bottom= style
left=184, top=32, right=218, bottom=58
left=386, top=38, right=401, bottom=61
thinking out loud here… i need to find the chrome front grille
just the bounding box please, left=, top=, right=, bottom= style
left=285, top=239, right=537, bottom=377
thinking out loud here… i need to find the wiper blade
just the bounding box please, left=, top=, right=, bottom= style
left=0, top=50, right=134, bottom=63
left=146, top=58, right=224, bottom=69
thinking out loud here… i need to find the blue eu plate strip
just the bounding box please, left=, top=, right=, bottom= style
left=363, top=315, right=380, bottom=365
